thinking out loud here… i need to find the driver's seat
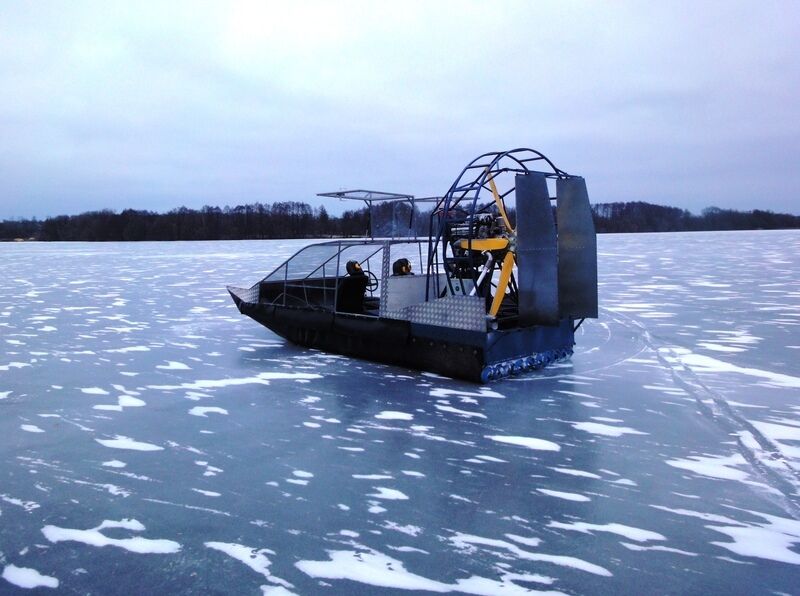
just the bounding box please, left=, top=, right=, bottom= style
left=336, top=275, right=368, bottom=314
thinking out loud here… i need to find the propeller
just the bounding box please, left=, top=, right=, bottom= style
left=456, top=168, right=518, bottom=317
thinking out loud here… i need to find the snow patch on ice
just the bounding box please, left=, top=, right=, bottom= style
left=0, top=494, right=40, bottom=512
left=80, top=387, right=109, bottom=395
left=368, top=487, right=409, bottom=500
left=106, top=345, right=150, bottom=353
left=375, top=411, right=414, bottom=421
left=2, top=565, right=58, bottom=589
left=571, top=422, right=648, bottom=438
left=296, top=547, right=559, bottom=594
left=188, top=406, right=229, bottom=417
left=448, top=533, right=611, bottom=576
left=102, top=460, right=127, bottom=468
left=486, top=435, right=561, bottom=451
left=550, top=467, right=602, bottom=479
left=548, top=521, right=665, bottom=542
left=192, top=488, right=221, bottom=497
left=42, top=519, right=181, bottom=554
left=94, top=395, right=146, bottom=411
left=536, top=489, right=591, bottom=502
left=157, top=361, right=191, bottom=370
left=435, top=404, right=487, bottom=419
left=353, top=474, right=393, bottom=480
left=148, top=372, right=322, bottom=391
left=382, top=521, right=422, bottom=536
left=707, top=510, right=800, bottom=565
left=205, top=541, right=294, bottom=591
left=20, top=424, right=45, bottom=433
left=95, top=435, right=163, bottom=451
left=660, top=347, right=800, bottom=389
left=621, top=543, right=697, bottom=556
left=0, top=362, right=30, bottom=372
left=429, top=387, right=504, bottom=400
left=665, top=453, right=749, bottom=481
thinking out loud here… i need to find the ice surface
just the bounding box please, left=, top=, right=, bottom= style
left=2, top=233, right=800, bottom=594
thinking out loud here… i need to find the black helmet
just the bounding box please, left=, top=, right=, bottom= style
left=346, top=260, right=363, bottom=276
left=392, top=258, right=412, bottom=275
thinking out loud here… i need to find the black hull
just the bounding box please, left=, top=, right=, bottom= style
left=232, top=295, right=574, bottom=383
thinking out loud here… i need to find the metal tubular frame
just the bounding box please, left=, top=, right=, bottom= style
left=255, top=239, right=426, bottom=315
left=317, top=190, right=439, bottom=239
left=424, top=148, right=574, bottom=305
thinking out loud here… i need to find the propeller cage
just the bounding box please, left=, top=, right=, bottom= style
left=426, top=148, right=598, bottom=327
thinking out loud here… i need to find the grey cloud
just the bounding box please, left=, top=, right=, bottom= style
left=0, top=0, right=798, bottom=218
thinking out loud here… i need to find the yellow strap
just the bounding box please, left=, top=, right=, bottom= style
left=457, top=237, right=509, bottom=251
left=489, top=252, right=515, bottom=316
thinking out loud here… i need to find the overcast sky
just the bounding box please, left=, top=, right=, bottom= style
left=1, top=0, right=798, bottom=219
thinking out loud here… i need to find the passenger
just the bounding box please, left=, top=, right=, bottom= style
left=392, top=258, right=414, bottom=276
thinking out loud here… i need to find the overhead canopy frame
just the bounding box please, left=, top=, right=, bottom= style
left=317, top=189, right=440, bottom=238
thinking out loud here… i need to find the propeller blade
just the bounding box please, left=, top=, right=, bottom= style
left=486, top=169, right=514, bottom=233
left=457, top=238, right=509, bottom=251
left=489, top=252, right=515, bottom=317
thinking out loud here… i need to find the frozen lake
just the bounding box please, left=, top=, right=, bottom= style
left=1, top=230, right=799, bottom=594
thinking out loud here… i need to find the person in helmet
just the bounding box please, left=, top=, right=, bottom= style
left=392, top=258, right=414, bottom=276
left=338, top=260, right=367, bottom=313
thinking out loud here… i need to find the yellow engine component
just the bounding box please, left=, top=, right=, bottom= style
left=457, top=237, right=509, bottom=251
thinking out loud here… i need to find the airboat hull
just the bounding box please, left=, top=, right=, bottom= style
left=230, top=291, right=575, bottom=383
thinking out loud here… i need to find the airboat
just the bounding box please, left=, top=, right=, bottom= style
left=228, top=148, right=598, bottom=382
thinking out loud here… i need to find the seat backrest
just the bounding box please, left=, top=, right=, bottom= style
left=336, top=275, right=368, bottom=313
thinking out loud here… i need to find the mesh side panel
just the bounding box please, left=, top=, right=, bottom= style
left=228, top=284, right=259, bottom=304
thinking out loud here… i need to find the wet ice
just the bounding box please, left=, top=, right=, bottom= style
left=1, top=232, right=800, bottom=594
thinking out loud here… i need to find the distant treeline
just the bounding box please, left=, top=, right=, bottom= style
left=591, top=202, right=800, bottom=233
left=1, top=200, right=799, bottom=241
